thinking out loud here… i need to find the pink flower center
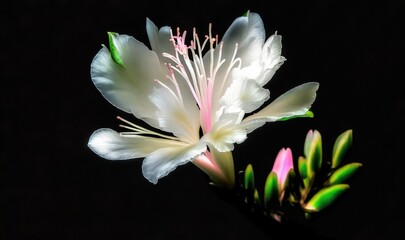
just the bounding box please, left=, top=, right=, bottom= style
left=156, top=24, right=241, bottom=134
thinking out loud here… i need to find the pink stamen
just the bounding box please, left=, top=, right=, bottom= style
left=161, top=22, right=241, bottom=135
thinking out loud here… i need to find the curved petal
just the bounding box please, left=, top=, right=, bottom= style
left=146, top=18, right=175, bottom=62
left=149, top=87, right=200, bottom=143
left=256, top=33, right=286, bottom=86
left=257, top=33, right=287, bottom=86
left=146, top=19, right=200, bottom=117
left=220, top=77, right=270, bottom=113
left=204, top=111, right=247, bottom=152
left=142, top=142, right=207, bottom=184
left=90, top=33, right=166, bottom=127
left=243, top=82, right=319, bottom=132
left=88, top=128, right=186, bottom=160
left=209, top=12, right=266, bottom=112
left=221, top=12, right=265, bottom=68
left=237, top=33, right=286, bottom=86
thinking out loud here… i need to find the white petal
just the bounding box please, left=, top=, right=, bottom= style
left=256, top=33, right=287, bottom=86
left=88, top=128, right=186, bottom=160
left=146, top=19, right=200, bottom=117
left=204, top=111, right=247, bottom=152
left=146, top=18, right=175, bottom=62
left=149, top=87, right=200, bottom=143
left=262, top=34, right=283, bottom=67
left=242, top=82, right=319, bottom=132
left=142, top=142, right=207, bottom=184
left=236, top=33, right=286, bottom=87
left=90, top=34, right=166, bottom=127
left=220, top=77, right=270, bottom=113
left=221, top=12, right=265, bottom=68
left=237, top=61, right=262, bottom=80
left=209, top=12, right=266, bottom=112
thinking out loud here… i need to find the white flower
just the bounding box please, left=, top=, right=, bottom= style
left=88, top=11, right=319, bottom=188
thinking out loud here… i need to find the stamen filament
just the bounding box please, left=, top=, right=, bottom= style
left=154, top=79, right=182, bottom=104
left=161, top=22, right=242, bottom=134
left=117, top=116, right=179, bottom=141
left=218, top=43, right=241, bottom=96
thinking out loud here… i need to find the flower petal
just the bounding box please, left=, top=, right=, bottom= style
left=90, top=33, right=166, bottom=127
left=142, top=142, right=207, bottom=184
left=149, top=87, right=200, bottom=143
left=209, top=12, right=266, bottom=112
left=220, top=77, right=270, bottom=113
left=237, top=33, right=286, bottom=86
left=88, top=128, right=186, bottom=160
left=221, top=12, right=265, bottom=68
left=257, top=33, right=287, bottom=86
left=204, top=111, right=247, bottom=152
left=146, top=18, right=175, bottom=62
left=146, top=19, right=201, bottom=117
left=243, top=82, right=319, bottom=132
left=271, top=148, right=294, bottom=191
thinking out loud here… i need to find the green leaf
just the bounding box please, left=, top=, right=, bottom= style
left=332, top=129, right=353, bottom=168
left=304, top=184, right=349, bottom=212
left=264, top=172, right=279, bottom=207
left=107, top=32, right=124, bottom=67
left=244, top=164, right=255, bottom=190
left=307, top=130, right=322, bottom=178
left=278, top=110, right=314, bottom=122
left=328, top=162, right=362, bottom=185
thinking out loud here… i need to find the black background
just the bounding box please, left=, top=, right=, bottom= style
left=1, top=0, right=404, bottom=239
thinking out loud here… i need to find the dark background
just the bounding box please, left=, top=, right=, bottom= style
left=1, top=0, right=404, bottom=239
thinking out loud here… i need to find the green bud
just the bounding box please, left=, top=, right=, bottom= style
left=264, top=172, right=279, bottom=207
left=304, top=184, right=349, bottom=212
left=305, top=130, right=322, bottom=178
left=332, top=129, right=353, bottom=168
left=244, top=164, right=255, bottom=190
left=328, top=162, right=362, bottom=185
left=298, top=156, right=308, bottom=179
left=254, top=188, right=261, bottom=205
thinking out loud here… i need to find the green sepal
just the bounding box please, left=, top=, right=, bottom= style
left=244, top=164, right=255, bottom=190
left=304, top=184, right=349, bottom=212
left=210, top=149, right=235, bottom=189
left=282, top=169, right=296, bottom=203
left=107, top=32, right=124, bottom=67
left=243, top=10, right=250, bottom=17
left=306, top=130, right=322, bottom=178
left=264, top=172, right=279, bottom=207
left=278, top=110, right=314, bottom=122
left=298, top=156, right=307, bottom=179
left=332, top=129, right=353, bottom=168
left=327, top=162, right=362, bottom=185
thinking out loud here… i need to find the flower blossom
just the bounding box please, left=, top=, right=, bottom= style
left=87, top=12, right=319, bottom=188
left=271, top=148, right=294, bottom=200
